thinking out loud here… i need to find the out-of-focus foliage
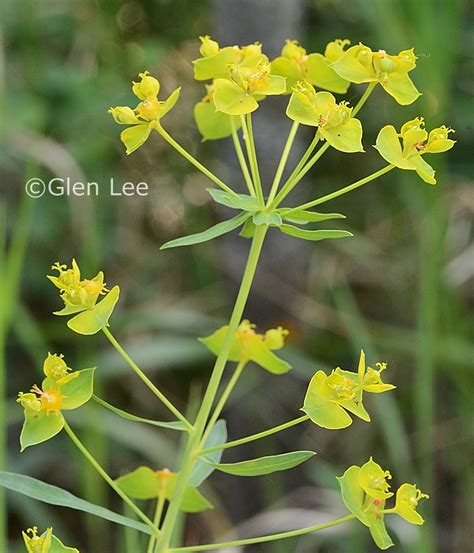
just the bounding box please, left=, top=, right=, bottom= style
left=1, top=1, right=472, bottom=552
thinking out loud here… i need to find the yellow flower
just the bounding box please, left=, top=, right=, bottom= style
left=271, top=38, right=351, bottom=93
left=213, top=60, right=286, bottom=115
left=22, top=527, right=53, bottom=553
left=375, top=117, right=456, bottom=184
left=48, top=259, right=108, bottom=312
left=394, top=483, right=429, bottom=525
left=109, top=71, right=181, bottom=154
left=332, top=43, right=420, bottom=105
left=18, top=385, right=65, bottom=415
left=200, top=320, right=291, bottom=374
left=286, top=82, right=363, bottom=152
left=358, top=457, right=393, bottom=499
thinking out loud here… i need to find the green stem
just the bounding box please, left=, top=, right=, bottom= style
left=155, top=225, right=268, bottom=553
left=63, top=420, right=159, bottom=537
left=200, top=415, right=308, bottom=456
left=231, top=118, right=255, bottom=196
left=270, top=140, right=330, bottom=209
left=241, top=114, right=264, bottom=206
left=284, top=165, right=395, bottom=214
left=156, top=126, right=238, bottom=197
left=147, top=496, right=166, bottom=553
left=267, top=121, right=299, bottom=205
left=352, top=82, right=377, bottom=116
left=168, top=514, right=356, bottom=552
left=199, top=360, right=247, bottom=449
left=101, top=327, right=193, bottom=431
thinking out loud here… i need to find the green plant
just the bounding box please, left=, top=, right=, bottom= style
left=2, top=35, right=455, bottom=552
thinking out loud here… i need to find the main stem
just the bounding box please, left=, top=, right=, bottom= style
left=168, top=514, right=356, bottom=552
left=200, top=414, right=309, bottom=456
left=157, top=126, right=238, bottom=198
left=102, top=327, right=192, bottom=431
left=155, top=225, right=268, bottom=552
left=63, top=420, right=159, bottom=537
left=199, top=360, right=246, bottom=449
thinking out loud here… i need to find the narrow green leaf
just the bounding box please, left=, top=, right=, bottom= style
left=207, top=451, right=315, bottom=477
left=190, top=420, right=227, bottom=486
left=278, top=209, right=346, bottom=224
left=67, top=286, right=120, bottom=335
left=208, top=189, right=260, bottom=211
left=160, top=212, right=251, bottom=250
left=253, top=212, right=283, bottom=227
left=280, top=224, right=353, bottom=241
left=0, top=472, right=153, bottom=535
left=93, top=395, right=187, bottom=431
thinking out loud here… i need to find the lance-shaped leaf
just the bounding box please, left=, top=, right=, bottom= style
left=206, top=451, right=315, bottom=477
left=93, top=395, right=187, bottom=431
left=0, top=472, right=153, bottom=535
left=280, top=224, right=353, bottom=242
left=208, top=189, right=260, bottom=211
left=161, top=212, right=251, bottom=250
left=67, top=286, right=120, bottom=335
left=278, top=209, right=346, bottom=224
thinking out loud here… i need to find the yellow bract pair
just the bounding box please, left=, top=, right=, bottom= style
left=23, top=526, right=78, bottom=553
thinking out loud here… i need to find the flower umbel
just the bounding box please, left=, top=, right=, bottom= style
left=375, top=118, right=456, bottom=184
left=109, top=71, right=181, bottom=154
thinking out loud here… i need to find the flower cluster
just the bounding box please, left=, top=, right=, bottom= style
left=17, top=353, right=95, bottom=451
left=48, top=260, right=120, bottom=335
left=302, top=350, right=395, bottom=429
left=338, top=457, right=429, bottom=549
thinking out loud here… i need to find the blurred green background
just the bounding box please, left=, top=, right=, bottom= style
left=1, top=0, right=472, bottom=552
